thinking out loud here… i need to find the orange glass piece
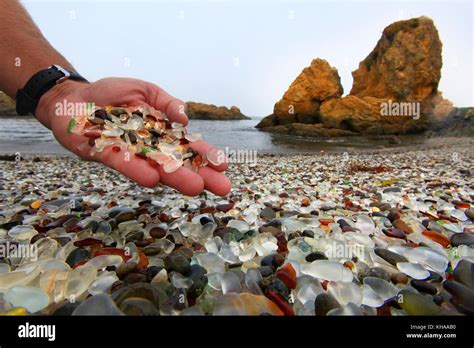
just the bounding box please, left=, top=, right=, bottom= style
left=301, top=199, right=310, bottom=207
left=137, top=252, right=149, bottom=269
left=93, top=247, right=132, bottom=262
left=319, top=219, right=334, bottom=225
left=72, top=259, right=90, bottom=269
left=215, top=293, right=284, bottom=316
left=30, top=200, right=42, bottom=209
left=343, top=261, right=355, bottom=270
left=422, top=230, right=450, bottom=248
left=240, top=293, right=284, bottom=316
left=276, top=263, right=297, bottom=289
left=321, top=225, right=330, bottom=232
left=265, top=289, right=294, bottom=316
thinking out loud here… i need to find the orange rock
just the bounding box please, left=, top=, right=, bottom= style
left=422, top=230, right=450, bottom=248
left=272, top=58, right=343, bottom=125
left=301, top=199, right=310, bottom=207
left=276, top=263, right=297, bottom=289
left=319, top=95, right=415, bottom=134
left=351, top=17, right=442, bottom=107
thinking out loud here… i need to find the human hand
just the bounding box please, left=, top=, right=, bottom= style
left=35, top=77, right=231, bottom=196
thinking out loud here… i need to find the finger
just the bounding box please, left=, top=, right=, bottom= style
left=197, top=166, right=232, bottom=196
left=99, top=147, right=161, bottom=188
left=145, top=83, right=189, bottom=126
left=188, top=140, right=229, bottom=172
left=157, top=166, right=204, bottom=196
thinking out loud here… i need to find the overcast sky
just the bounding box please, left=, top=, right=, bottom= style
left=22, top=0, right=473, bottom=117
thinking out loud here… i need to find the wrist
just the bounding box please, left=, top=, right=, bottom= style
left=36, top=79, right=89, bottom=129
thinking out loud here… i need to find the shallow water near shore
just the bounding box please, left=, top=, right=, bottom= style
left=0, top=116, right=434, bottom=155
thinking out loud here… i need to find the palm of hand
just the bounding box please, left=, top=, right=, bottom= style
left=36, top=77, right=231, bottom=196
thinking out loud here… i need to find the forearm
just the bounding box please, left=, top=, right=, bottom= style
left=0, top=0, right=73, bottom=98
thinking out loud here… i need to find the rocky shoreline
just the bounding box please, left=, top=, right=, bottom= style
left=185, top=102, right=249, bottom=120
left=0, top=142, right=473, bottom=316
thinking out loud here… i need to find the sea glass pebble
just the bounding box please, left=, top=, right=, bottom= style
left=363, top=277, right=398, bottom=301
left=361, top=284, right=384, bottom=308
left=72, top=293, right=123, bottom=315
left=396, top=262, right=430, bottom=280
left=402, top=247, right=449, bottom=273
left=327, top=281, right=362, bottom=306
left=300, top=260, right=353, bottom=282
left=4, top=286, right=49, bottom=313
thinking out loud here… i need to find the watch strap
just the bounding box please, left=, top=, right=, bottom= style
left=16, top=65, right=88, bottom=116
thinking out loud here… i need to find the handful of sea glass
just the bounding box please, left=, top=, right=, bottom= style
left=67, top=105, right=207, bottom=173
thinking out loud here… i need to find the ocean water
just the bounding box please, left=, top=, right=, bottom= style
left=0, top=116, right=424, bottom=155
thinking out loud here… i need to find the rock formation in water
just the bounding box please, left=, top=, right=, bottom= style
left=256, top=59, right=342, bottom=130
left=272, top=58, right=343, bottom=125
left=257, top=16, right=471, bottom=137
left=0, top=92, right=16, bottom=116
left=186, top=102, right=249, bottom=120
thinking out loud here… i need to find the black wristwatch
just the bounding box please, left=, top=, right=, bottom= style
left=16, top=64, right=88, bottom=116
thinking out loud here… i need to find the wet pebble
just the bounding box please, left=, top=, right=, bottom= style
left=450, top=233, right=474, bottom=247
left=149, top=226, right=167, bottom=239
left=382, top=228, right=406, bottom=239
left=391, top=272, right=409, bottom=285
left=112, top=283, right=162, bottom=310
left=119, top=298, right=159, bottom=315
left=305, top=251, right=328, bottom=262
left=260, top=207, right=276, bottom=221
left=465, top=208, right=474, bottom=220
left=443, top=281, right=474, bottom=314
left=73, top=293, right=123, bottom=315
left=365, top=267, right=391, bottom=282
left=453, top=260, right=474, bottom=289
left=315, top=293, right=340, bottom=316
left=411, top=279, right=437, bottom=295
left=164, top=253, right=191, bottom=275
left=374, top=248, right=408, bottom=266
left=257, top=266, right=274, bottom=278
left=65, top=247, right=90, bottom=268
